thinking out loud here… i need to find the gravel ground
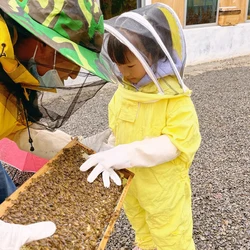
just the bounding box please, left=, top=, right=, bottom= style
left=3, top=55, right=250, bottom=249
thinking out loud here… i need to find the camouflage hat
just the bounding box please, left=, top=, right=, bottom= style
left=0, top=0, right=110, bottom=80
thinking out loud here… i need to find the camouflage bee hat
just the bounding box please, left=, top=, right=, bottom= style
left=0, top=0, right=110, bottom=81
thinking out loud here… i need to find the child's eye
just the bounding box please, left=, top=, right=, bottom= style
left=128, top=65, right=135, bottom=68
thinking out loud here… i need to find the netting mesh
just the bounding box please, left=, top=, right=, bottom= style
left=0, top=63, right=107, bottom=131
left=0, top=9, right=109, bottom=132
left=101, top=3, right=188, bottom=94
left=37, top=73, right=107, bottom=129
left=1, top=3, right=188, bottom=133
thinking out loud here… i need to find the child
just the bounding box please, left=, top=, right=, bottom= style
left=80, top=3, right=201, bottom=250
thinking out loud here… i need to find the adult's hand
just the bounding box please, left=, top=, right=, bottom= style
left=0, top=220, right=56, bottom=250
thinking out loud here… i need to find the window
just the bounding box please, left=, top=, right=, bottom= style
left=186, top=0, right=219, bottom=26
left=100, top=0, right=137, bottom=19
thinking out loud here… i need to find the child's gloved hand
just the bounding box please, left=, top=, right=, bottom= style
left=86, top=164, right=122, bottom=188
left=80, top=135, right=179, bottom=187
left=0, top=220, right=56, bottom=250
left=80, top=143, right=132, bottom=188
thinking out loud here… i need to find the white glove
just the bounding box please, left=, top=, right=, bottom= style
left=80, top=135, right=179, bottom=187
left=79, top=129, right=114, bottom=152
left=13, top=128, right=72, bottom=159
left=0, top=220, right=56, bottom=250
left=79, top=129, right=118, bottom=188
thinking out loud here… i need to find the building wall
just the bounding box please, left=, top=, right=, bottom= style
left=151, top=0, right=250, bottom=65
left=184, top=23, right=250, bottom=65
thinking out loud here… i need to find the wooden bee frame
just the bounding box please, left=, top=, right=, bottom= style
left=0, top=139, right=134, bottom=249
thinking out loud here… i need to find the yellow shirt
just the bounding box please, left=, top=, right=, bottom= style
left=0, top=83, right=26, bottom=140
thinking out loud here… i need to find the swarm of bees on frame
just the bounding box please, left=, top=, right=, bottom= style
left=1, top=143, right=124, bottom=250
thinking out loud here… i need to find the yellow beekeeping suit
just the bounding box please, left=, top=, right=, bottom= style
left=108, top=76, right=201, bottom=250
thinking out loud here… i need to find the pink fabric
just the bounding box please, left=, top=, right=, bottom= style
left=0, top=138, right=48, bottom=172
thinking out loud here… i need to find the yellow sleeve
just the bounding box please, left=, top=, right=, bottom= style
left=108, top=92, right=117, bottom=133
left=162, top=96, right=201, bottom=164
left=0, top=91, right=26, bottom=140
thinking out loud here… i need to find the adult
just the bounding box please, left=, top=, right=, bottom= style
left=0, top=0, right=105, bottom=248
left=0, top=0, right=104, bottom=202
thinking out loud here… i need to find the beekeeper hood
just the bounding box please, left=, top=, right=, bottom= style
left=102, top=3, right=188, bottom=94
left=0, top=0, right=111, bottom=91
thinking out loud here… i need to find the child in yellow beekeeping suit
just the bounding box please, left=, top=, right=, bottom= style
left=80, top=3, right=201, bottom=250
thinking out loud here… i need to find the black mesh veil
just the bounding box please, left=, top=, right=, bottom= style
left=0, top=9, right=109, bottom=131
left=0, top=60, right=108, bottom=131
left=34, top=74, right=107, bottom=130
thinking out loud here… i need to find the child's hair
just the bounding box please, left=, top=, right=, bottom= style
left=107, top=7, right=173, bottom=66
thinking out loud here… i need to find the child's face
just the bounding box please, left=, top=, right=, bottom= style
left=116, top=50, right=147, bottom=84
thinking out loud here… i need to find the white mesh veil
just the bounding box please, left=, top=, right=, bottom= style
left=101, top=3, right=188, bottom=94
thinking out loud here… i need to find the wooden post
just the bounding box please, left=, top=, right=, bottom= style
left=152, top=0, right=186, bottom=27
left=219, top=0, right=248, bottom=23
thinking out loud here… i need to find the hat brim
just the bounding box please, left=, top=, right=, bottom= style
left=0, top=2, right=111, bottom=81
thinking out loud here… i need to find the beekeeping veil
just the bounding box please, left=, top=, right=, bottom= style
left=0, top=0, right=111, bottom=129
left=102, top=3, right=188, bottom=94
